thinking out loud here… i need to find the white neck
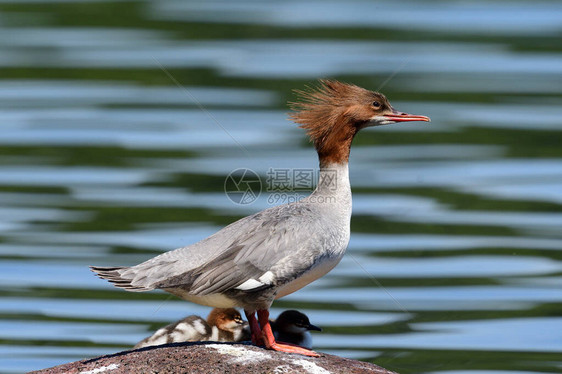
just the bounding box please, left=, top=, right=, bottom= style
left=308, top=162, right=352, bottom=220
left=315, top=162, right=351, bottom=195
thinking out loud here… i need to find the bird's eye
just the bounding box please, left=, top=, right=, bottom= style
left=372, top=101, right=381, bottom=108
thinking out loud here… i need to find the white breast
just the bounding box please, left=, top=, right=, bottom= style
left=275, top=255, right=341, bottom=299
left=276, top=163, right=351, bottom=299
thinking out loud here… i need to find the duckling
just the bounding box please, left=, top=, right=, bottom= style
left=206, top=307, right=249, bottom=342
left=134, top=308, right=247, bottom=349
left=272, top=310, right=321, bottom=349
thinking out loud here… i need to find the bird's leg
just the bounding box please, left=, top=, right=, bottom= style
left=244, top=310, right=264, bottom=346
left=257, top=309, right=320, bottom=357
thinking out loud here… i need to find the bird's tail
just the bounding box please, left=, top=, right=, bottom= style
left=90, top=266, right=153, bottom=292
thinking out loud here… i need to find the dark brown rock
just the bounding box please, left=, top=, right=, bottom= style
left=30, top=342, right=397, bottom=374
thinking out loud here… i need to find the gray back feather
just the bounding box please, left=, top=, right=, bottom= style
left=123, top=202, right=328, bottom=295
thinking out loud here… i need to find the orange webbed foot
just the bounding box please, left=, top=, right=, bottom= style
left=256, top=309, right=320, bottom=357
left=269, top=341, right=320, bottom=357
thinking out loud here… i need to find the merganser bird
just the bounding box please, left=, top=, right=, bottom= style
left=134, top=308, right=248, bottom=349
left=91, top=80, right=430, bottom=357
left=272, top=310, right=321, bottom=349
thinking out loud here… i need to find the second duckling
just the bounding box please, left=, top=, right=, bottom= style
left=272, top=310, right=322, bottom=350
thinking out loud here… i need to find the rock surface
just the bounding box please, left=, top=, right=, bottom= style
left=31, top=342, right=397, bottom=374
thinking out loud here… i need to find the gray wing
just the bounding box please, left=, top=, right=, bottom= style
left=155, top=203, right=326, bottom=295
left=92, top=202, right=326, bottom=295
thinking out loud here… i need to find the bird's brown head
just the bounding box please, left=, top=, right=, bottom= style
left=290, top=80, right=430, bottom=166
left=207, top=308, right=245, bottom=332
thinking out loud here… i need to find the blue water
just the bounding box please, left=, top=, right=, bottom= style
left=0, top=0, right=561, bottom=373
